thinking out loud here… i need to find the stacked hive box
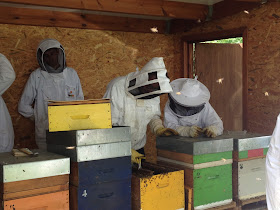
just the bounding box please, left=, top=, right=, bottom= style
left=47, top=99, right=131, bottom=210
left=157, top=134, right=234, bottom=210
left=232, top=133, right=270, bottom=204
left=47, top=99, right=112, bottom=132
left=47, top=127, right=131, bottom=209
left=131, top=162, right=185, bottom=210
left=0, top=151, right=70, bottom=210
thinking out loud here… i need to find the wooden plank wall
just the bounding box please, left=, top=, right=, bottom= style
left=196, top=43, right=243, bottom=131
left=0, top=24, right=182, bottom=162
left=182, top=2, right=280, bottom=135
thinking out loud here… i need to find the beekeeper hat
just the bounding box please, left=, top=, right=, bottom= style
left=169, top=78, right=210, bottom=106
left=126, top=57, right=172, bottom=99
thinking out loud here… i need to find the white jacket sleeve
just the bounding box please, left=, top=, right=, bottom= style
left=103, top=78, right=123, bottom=126
left=18, top=73, right=36, bottom=118
left=0, top=54, right=15, bottom=96
left=149, top=101, right=163, bottom=134
left=266, top=114, right=280, bottom=210
left=202, top=103, right=223, bottom=136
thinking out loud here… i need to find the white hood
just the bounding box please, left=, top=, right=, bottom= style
left=125, top=57, right=172, bottom=99
left=36, top=39, right=65, bottom=73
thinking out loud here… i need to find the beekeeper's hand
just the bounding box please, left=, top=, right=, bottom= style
left=155, top=127, right=179, bottom=136
left=203, top=126, right=218, bottom=138
left=177, top=125, right=203, bottom=137
left=131, top=149, right=146, bottom=167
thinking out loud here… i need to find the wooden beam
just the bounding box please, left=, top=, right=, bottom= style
left=169, top=19, right=198, bottom=34
left=0, top=5, right=167, bottom=33
left=0, top=0, right=208, bottom=20
left=235, top=0, right=263, bottom=2
left=242, top=27, right=248, bottom=131
left=182, top=27, right=246, bottom=43
left=212, top=0, right=261, bottom=19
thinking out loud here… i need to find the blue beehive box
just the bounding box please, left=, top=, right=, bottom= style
left=70, top=179, right=131, bottom=210
left=46, top=127, right=132, bottom=210
left=71, top=156, right=131, bottom=186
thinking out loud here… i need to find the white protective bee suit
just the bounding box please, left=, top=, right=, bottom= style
left=164, top=78, right=223, bottom=138
left=266, top=114, right=280, bottom=210
left=0, top=54, right=16, bottom=152
left=103, top=57, right=173, bottom=150
left=18, top=39, right=84, bottom=149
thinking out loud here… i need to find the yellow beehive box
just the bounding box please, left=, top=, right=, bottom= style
left=48, top=99, right=112, bottom=132
left=132, top=162, right=185, bottom=210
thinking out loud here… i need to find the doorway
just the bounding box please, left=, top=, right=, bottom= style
left=182, top=28, right=248, bottom=131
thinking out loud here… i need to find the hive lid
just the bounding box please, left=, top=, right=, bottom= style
left=156, top=134, right=233, bottom=155
left=0, top=150, right=70, bottom=183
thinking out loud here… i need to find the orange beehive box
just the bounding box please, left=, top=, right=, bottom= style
left=1, top=174, right=69, bottom=201
left=1, top=190, right=69, bottom=210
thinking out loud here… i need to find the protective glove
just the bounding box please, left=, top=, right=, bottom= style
left=203, top=126, right=218, bottom=138
left=131, top=149, right=146, bottom=169
left=177, top=125, right=203, bottom=137
left=155, top=127, right=179, bottom=136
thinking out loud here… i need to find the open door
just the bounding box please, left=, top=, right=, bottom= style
left=195, top=43, right=243, bottom=131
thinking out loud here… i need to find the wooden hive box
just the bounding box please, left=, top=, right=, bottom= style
left=132, top=162, right=185, bottom=210
left=46, top=126, right=132, bottom=210
left=0, top=174, right=69, bottom=201
left=232, top=133, right=271, bottom=202
left=70, top=156, right=131, bottom=187
left=0, top=151, right=70, bottom=209
left=157, top=134, right=234, bottom=209
left=1, top=190, right=69, bottom=210
left=70, top=179, right=131, bottom=210
left=233, top=133, right=270, bottom=161
left=48, top=99, right=112, bottom=132
left=69, top=158, right=132, bottom=210
left=46, top=127, right=131, bottom=162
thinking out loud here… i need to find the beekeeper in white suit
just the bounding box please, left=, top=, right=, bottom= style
left=266, top=114, right=280, bottom=209
left=0, top=54, right=16, bottom=152
left=164, top=78, right=223, bottom=138
left=104, top=57, right=178, bottom=164
left=18, top=39, right=84, bottom=149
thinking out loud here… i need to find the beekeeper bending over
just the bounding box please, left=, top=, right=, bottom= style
left=18, top=39, right=84, bottom=149
left=266, top=114, right=280, bottom=210
left=104, top=57, right=178, bottom=164
left=164, top=78, right=223, bottom=138
left=0, top=53, right=16, bottom=152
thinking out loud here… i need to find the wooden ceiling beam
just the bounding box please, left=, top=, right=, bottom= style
left=235, top=0, right=263, bottom=2
left=212, top=0, right=261, bottom=19
left=0, top=5, right=167, bottom=33
left=169, top=19, right=198, bottom=34
left=0, top=0, right=208, bottom=20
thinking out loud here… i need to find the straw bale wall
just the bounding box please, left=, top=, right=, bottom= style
left=0, top=24, right=182, bottom=161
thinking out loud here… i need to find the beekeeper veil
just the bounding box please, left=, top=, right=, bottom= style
left=168, top=78, right=210, bottom=116
left=36, top=39, right=65, bottom=73
left=126, top=57, right=172, bottom=99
